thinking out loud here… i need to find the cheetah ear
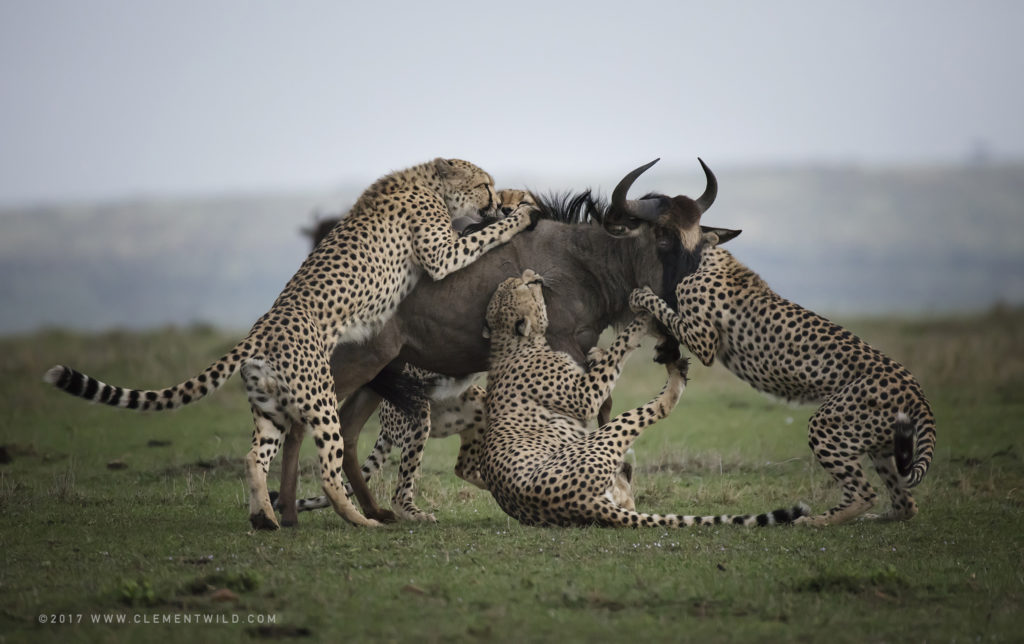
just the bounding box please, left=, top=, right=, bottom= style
left=434, top=157, right=457, bottom=179
left=515, top=318, right=531, bottom=337
left=482, top=322, right=491, bottom=340
left=699, top=226, right=742, bottom=246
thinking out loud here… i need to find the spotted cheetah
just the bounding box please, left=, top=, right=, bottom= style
left=273, top=370, right=489, bottom=521
left=481, top=270, right=808, bottom=528
left=278, top=362, right=637, bottom=521
left=274, top=190, right=539, bottom=521
left=629, top=236, right=936, bottom=526
left=43, top=157, right=538, bottom=530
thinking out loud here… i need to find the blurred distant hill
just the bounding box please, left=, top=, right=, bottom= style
left=1, top=163, right=1021, bottom=334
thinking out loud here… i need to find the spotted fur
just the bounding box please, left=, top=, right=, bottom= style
left=629, top=241, right=936, bottom=526
left=480, top=270, right=808, bottom=528
left=43, top=157, right=537, bottom=530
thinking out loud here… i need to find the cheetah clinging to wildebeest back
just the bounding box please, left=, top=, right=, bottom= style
left=629, top=237, right=936, bottom=527
left=43, top=157, right=539, bottom=531
left=480, top=269, right=809, bottom=528
left=271, top=189, right=542, bottom=521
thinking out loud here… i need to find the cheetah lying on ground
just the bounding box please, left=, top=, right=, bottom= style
left=480, top=270, right=808, bottom=528
left=44, top=158, right=537, bottom=530
left=629, top=236, right=936, bottom=526
left=275, top=364, right=636, bottom=521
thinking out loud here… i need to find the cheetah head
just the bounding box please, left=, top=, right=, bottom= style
left=434, top=158, right=499, bottom=221
left=495, top=189, right=537, bottom=218
left=482, top=269, right=548, bottom=341
left=453, top=188, right=537, bottom=235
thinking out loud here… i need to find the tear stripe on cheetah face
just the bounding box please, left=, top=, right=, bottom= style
left=629, top=244, right=936, bottom=526
left=43, top=157, right=537, bottom=530
left=479, top=270, right=809, bottom=528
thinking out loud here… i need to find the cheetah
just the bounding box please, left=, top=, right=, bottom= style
left=480, top=269, right=808, bottom=528
left=629, top=236, right=936, bottom=526
left=273, top=370, right=491, bottom=522
left=277, top=361, right=637, bottom=521
left=43, top=157, right=538, bottom=530
left=273, top=189, right=540, bottom=521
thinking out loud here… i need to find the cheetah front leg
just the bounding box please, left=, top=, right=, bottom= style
left=630, top=287, right=719, bottom=366
left=413, top=203, right=537, bottom=280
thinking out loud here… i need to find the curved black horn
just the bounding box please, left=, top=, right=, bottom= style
left=611, top=158, right=659, bottom=208
left=695, top=157, right=717, bottom=214
left=610, top=158, right=661, bottom=223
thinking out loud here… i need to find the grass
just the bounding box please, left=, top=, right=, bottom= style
left=1, top=309, right=1022, bottom=643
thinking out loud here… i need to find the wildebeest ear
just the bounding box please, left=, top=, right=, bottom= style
left=515, top=318, right=531, bottom=337
left=434, top=158, right=457, bottom=179
left=700, top=226, right=742, bottom=246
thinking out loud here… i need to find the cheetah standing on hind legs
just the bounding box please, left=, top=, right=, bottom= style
left=629, top=237, right=936, bottom=526
left=43, top=157, right=539, bottom=530
left=272, top=188, right=540, bottom=521
left=480, top=270, right=808, bottom=528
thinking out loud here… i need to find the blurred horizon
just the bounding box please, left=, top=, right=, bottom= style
left=1, top=159, right=1021, bottom=334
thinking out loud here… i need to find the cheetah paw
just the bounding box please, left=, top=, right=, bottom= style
left=629, top=287, right=657, bottom=313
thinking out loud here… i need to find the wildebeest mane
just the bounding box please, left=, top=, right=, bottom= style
left=531, top=190, right=607, bottom=225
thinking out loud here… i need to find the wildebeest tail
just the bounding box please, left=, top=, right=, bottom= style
left=364, top=364, right=430, bottom=417
left=894, top=410, right=935, bottom=488
left=43, top=349, right=246, bottom=411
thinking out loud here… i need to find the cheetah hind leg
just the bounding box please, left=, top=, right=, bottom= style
left=794, top=400, right=878, bottom=527
left=793, top=455, right=877, bottom=527
left=244, top=409, right=286, bottom=531
left=859, top=451, right=918, bottom=521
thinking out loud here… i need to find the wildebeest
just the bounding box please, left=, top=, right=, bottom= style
left=274, top=159, right=740, bottom=526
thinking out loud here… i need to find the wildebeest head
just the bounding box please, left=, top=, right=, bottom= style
left=603, top=158, right=741, bottom=305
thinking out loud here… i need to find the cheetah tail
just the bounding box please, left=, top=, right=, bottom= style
left=625, top=502, right=810, bottom=528
left=894, top=411, right=935, bottom=488
left=43, top=351, right=243, bottom=412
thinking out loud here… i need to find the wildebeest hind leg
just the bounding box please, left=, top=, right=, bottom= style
left=339, top=388, right=396, bottom=523
left=278, top=425, right=304, bottom=527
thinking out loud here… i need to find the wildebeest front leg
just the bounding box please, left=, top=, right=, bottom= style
left=339, top=388, right=396, bottom=523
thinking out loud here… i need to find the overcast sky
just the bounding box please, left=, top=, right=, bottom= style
left=1, top=1, right=1021, bottom=206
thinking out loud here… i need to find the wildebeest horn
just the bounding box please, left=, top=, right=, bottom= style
left=695, top=157, right=717, bottom=214
left=611, top=158, right=661, bottom=222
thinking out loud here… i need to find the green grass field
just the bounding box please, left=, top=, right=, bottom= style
left=1, top=309, right=1022, bottom=643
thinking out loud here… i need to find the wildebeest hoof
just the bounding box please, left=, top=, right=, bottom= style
left=371, top=509, right=399, bottom=524
left=654, top=339, right=681, bottom=365
left=249, top=510, right=281, bottom=531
